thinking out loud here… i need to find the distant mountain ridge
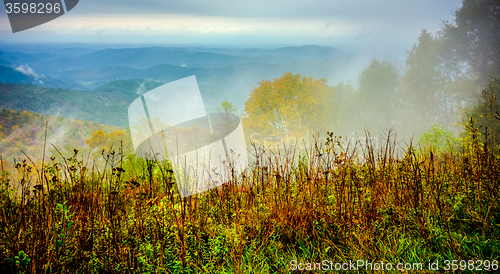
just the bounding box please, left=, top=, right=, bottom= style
left=0, top=44, right=360, bottom=124
left=0, top=65, right=85, bottom=89
left=0, top=79, right=252, bottom=127
left=0, top=45, right=351, bottom=85
left=240, top=45, right=344, bottom=59
left=0, top=65, right=33, bottom=84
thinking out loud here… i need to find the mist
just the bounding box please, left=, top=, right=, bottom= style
left=1, top=0, right=498, bottom=161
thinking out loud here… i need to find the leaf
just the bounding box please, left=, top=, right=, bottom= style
left=67, top=220, right=74, bottom=230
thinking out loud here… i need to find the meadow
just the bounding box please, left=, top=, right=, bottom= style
left=0, top=123, right=498, bottom=273
left=1, top=0, right=499, bottom=272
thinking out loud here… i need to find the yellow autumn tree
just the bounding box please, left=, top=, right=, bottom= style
left=86, top=130, right=131, bottom=158
left=244, top=72, right=334, bottom=137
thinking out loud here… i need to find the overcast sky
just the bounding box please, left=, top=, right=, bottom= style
left=0, top=0, right=463, bottom=52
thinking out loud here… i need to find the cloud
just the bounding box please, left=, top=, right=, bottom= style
left=30, top=0, right=462, bottom=35
left=31, top=14, right=361, bottom=38
left=0, top=0, right=463, bottom=51
left=355, top=32, right=371, bottom=40
left=69, top=0, right=461, bottom=23
left=15, top=64, right=44, bottom=80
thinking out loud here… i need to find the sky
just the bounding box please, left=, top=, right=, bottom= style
left=0, top=0, right=463, bottom=53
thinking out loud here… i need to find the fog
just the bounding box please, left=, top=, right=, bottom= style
left=1, top=0, right=498, bottom=161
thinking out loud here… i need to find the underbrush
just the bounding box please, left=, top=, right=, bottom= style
left=0, top=128, right=499, bottom=273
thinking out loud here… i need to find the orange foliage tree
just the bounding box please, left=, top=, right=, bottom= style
left=244, top=72, right=335, bottom=138
left=85, top=130, right=132, bottom=157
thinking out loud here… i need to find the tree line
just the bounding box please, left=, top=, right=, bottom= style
left=243, top=0, right=500, bottom=148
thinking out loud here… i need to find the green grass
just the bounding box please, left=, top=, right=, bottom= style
left=0, top=128, right=499, bottom=273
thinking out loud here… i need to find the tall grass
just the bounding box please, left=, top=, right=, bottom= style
left=0, top=125, right=499, bottom=273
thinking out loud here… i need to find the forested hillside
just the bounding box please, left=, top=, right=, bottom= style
left=0, top=80, right=164, bottom=127
left=0, top=109, right=127, bottom=161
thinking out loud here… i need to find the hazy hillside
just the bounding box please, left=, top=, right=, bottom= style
left=0, top=50, right=54, bottom=65
left=0, top=58, right=11, bottom=67
left=1, top=46, right=289, bottom=73
left=53, top=55, right=353, bottom=104
left=0, top=108, right=125, bottom=161
left=54, top=66, right=142, bottom=88
left=136, top=57, right=353, bottom=105
left=77, top=47, right=255, bottom=69
left=0, top=45, right=356, bottom=89
left=240, top=45, right=344, bottom=59
left=0, top=80, right=163, bottom=127
left=0, top=45, right=358, bottom=125
left=0, top=79, right=249, bottom=128
left=0, top=65, right=33, bottom=84
left=0, top=65, right=86, bottom=90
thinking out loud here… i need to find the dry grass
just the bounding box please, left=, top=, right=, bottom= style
left=0, top=127, right=499, bottom=273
